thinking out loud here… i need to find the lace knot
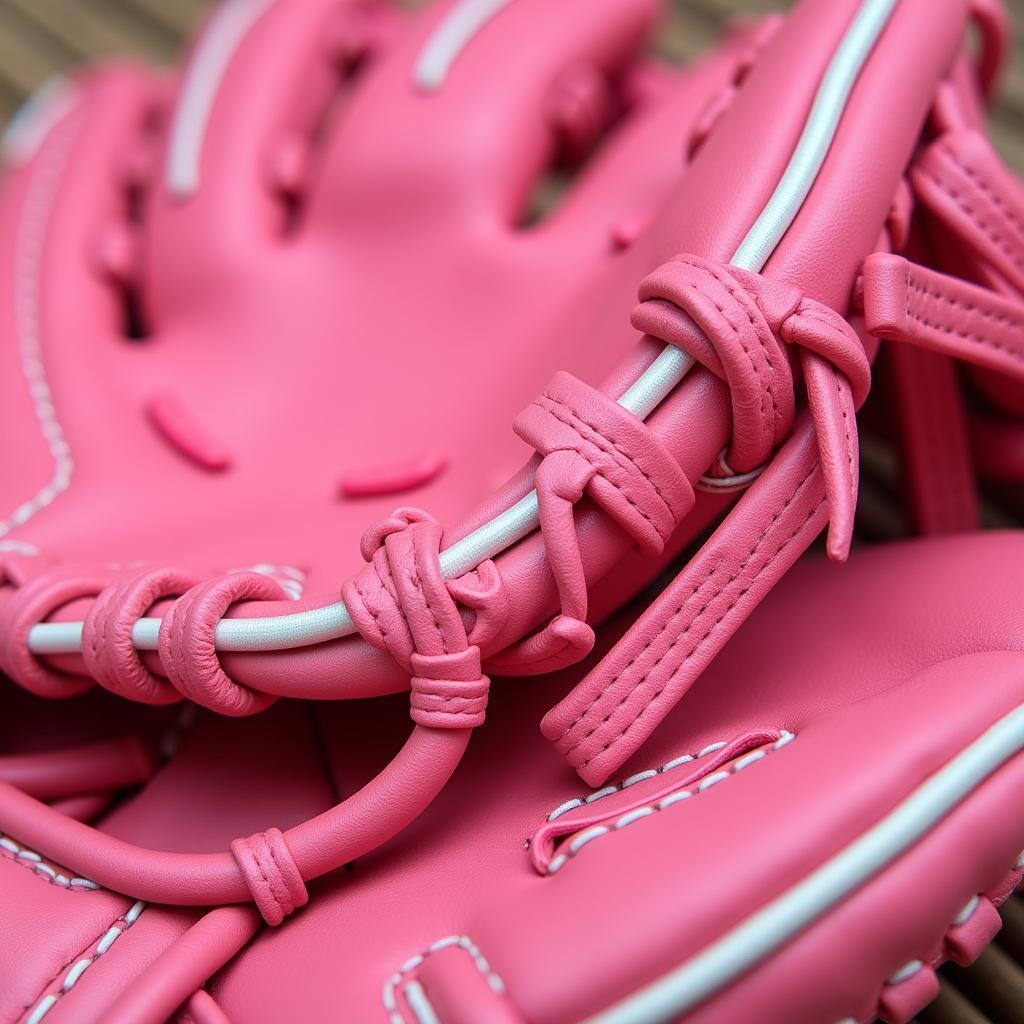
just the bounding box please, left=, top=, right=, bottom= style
left=343, top=509, right=492, bottom=730
left=634, top=254, right=869, bottom=560
left=410, top=647, right=489, bottom=729
left=230, top=827, right=307, bottom=926
left=157, top=572, right=286, bottom=716
left=496, top=370, right=694, bottom=675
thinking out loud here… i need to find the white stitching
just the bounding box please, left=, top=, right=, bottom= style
left=24, top=900, right=146, bottom=1024
left=952, top=895, right=980, bottom=927
left=887, top=959, right=923, bottom=985
left=383, top=935, right=505, bottom=1024
left=0, top=833, right=99, bottom=891
left=546, top=734, right=794, bottom=875
left=544, top=739, right=731, bottom=822
left=0, top=110, right=82, bottom=540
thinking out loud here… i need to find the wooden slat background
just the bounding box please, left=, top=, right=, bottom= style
left=0, top=2, right=1020, bottom=1023
left=0, top=0, right=1019, bottom=173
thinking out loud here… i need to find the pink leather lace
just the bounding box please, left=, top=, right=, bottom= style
left=490, top=370, right=696, bottom=675
left=1, top=218, right=1021, bottom=909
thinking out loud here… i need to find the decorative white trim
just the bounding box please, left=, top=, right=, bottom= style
left=27, top=0, right=896, bottom=656
left=0, top=112, right=82, bottom=542
left=382, top=935, right=505, bottom=1024
left=886, top=959, right=923, bottom=985
left=545, top=739, right=732, bottom=822
left=583, top=700, right=1024, bottom=1024
left=546, top=734, right=793, bottom=876
left=0, top=77, right=79, bottom=168
left=165, top=0, right=275, bottom=197
left=25, top=900, right=146, bottom=1024
left=0, top=833, right=99, bottom=891
left=414, top=0, right=518, bottom=91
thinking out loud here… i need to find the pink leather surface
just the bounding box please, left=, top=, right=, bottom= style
left=0, top=0, right=971, bottom=716
left=3, top=538, right=1024, bottom=1021
left=37, top=530, right=1013, bottom=1024
left=0, top=0, right=1022, bottom=1020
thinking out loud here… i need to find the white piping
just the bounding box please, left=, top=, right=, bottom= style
left=25, top=0, right=895, bottom=656
left=0, top=77, right=78, bottom=167
left=413, top=0, right=518, bottom=92
left=0, top=113, right=82, bottom=542
left=165, top=0, right=275, bottom=197
left=584, top=701, right=1024, bottom=1024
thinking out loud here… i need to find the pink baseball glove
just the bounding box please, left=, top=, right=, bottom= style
left=856, top=0, right=1024, bottom=533
left=0, top=0, right=1023, bottom=1021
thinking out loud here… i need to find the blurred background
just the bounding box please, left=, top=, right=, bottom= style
left=0, top=0, right=1019, bottom=172
left=0, top=2, right=1020, bottom=1023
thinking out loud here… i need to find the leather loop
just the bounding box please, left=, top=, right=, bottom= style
left=0, top=571, right=111, bottom=698
left=230, top=827, right=308, bottom=926
left=344, top=509, right=492, bottom=729
left=445, top=559, right=509, bottom=651
left=634, top=254, right=869, bottom=560
left=410, top=648, right=489, bottom=729
left=504, top=371, right=694, bottom=673
left=158, top=573, right=286, bottom=716
left=83, top=567, right=200, bottom=705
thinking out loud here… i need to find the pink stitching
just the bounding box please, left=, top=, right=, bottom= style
left=538, top=391, right=680, bottom=523
left=920, top=161, right=1024, bottom=274
left=834, top=365, right=856, bottom=499
left=559, top=460, right=821, bottom=760
left=701, top=258, right=785, bottom=436
left=943, top=141, right=1024, bottom=235
left=412, top=522, right=461, bottom=656
left=588, top=491, right=826, bottom=768
left=904, top=275, right=1024, bottom=367
left=533, top=400, right=667, bottom=540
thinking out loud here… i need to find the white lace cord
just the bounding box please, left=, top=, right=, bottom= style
left=23, top=0, right=898, bottom=658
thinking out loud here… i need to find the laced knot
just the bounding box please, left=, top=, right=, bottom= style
left=342, top=509, right=498, bottom=730
left=633, top=254, right=871, bottom=561
left=501, top=371, right=695, bottom=675
left=230, top=827, right=307, bottom=926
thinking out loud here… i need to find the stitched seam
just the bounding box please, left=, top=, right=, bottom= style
left=589, top=491, right=825, bottom=767
left=546, top=734, right=793, bottom=874
left=562, top=462, right=822, bottom=762
left=21, top=900, right=145, bottom=1024
left=543, top=737, right=732, bottom=821
left=253, top=836, right=284, bottom=919
left=266, top=838, right=295, bottom=911
left=0, top=835, right=99, bottom=891
left=908, top=276, right=1022, bottom=328
left=1, top=111, right=83, bottom=540
left=835, top=366, right=856, bottom=497
left=944, top=142, right=1024, bottom=234
left=558, top=459, right=818, bottom=745
left=905, top=276, right=1024, bottom=364
left=921, top=160, right=1024, bottom=273
left=382, top=935, right=505, bottom=1024
left=552, top=565, right=722, bottom=745
left=537, top=393, right=677, bottom=529
left=409, top=535, right=452, bottom=655
left=701, top=259, right=782, bottom=436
